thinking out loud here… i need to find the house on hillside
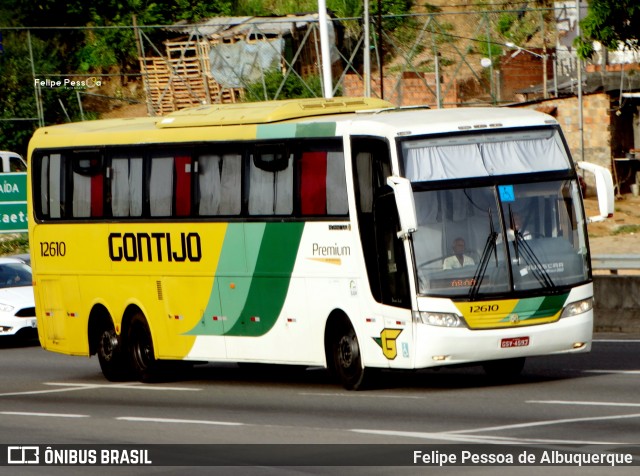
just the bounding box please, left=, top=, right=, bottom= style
left=498, top=1, right=640, bottom=194
left=138, top=14, right=340, bottom=116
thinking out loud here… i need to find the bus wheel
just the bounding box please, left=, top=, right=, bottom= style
left=128, top=314, right=159, bottom=383
left=330, top=322, right=371, bottom=390
left=97, top=327, right=132, bottom=382
left=482, top=357, right=525, bottom=381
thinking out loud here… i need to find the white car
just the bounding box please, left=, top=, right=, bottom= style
left=0, top=257, right=36, bottom=339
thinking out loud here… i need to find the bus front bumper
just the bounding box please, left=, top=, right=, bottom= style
left=412, top=311, right=593, bottom=369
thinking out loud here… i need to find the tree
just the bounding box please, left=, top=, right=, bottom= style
left=0, top=30, right=81, bottom=156
left=575, top=0, right=640, bottom=59
left=0, top=0, right=236, bottom=153
left=243, top=69, right=324, bottom=102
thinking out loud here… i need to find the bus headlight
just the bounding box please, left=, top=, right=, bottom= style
left=560, top=297, right=593, bottom=318
left=412, top=311, right=465, bottom=328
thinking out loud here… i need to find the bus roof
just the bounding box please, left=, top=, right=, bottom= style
left=156, top=97, right=394, bottom=128
left=28, top=97, right=558, bottom=149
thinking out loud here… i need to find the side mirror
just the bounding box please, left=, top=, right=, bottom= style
left=386, top=176, right=418, bottom=238
left=576, top=161, right=614, bottom=222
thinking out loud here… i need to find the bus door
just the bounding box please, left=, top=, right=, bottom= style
left=369, top=188, right=414, bottom=368
left=352, top=137, right=413, bottom=369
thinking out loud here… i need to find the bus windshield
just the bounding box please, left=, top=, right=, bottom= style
left=400, top=126, right=589, bottom=299
left=411, top=179, right=588, bottom=298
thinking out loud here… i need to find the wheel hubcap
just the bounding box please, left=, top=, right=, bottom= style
left=338, top=335, right=356, bottom=368
left=100, top=331, right=118, bottom=362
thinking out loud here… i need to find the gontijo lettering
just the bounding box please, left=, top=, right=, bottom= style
left=108, top=232, right=201, bottom=262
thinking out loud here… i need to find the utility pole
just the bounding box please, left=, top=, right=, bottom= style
left=377, top=0, right=384, bottom=99
left=576, top=0, right=584, bottom=161
left=363, top=0, right=371, bottom=97
left=318, top=0, right=333, bottom=99
left=28, top=31, right=44, bottom=127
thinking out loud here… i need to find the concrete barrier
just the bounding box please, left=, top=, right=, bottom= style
left=594, top=275, right=640, bottom=333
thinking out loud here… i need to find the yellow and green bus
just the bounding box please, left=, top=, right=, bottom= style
left=27, top=97, right=613, bottom=389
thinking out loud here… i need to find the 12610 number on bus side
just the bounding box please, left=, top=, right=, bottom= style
left=40, top=241, right=66, bottom=257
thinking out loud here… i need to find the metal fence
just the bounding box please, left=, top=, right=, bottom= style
left=0, top=4, right=588, bottom=127
left=592, top=255, right=640, bottom=274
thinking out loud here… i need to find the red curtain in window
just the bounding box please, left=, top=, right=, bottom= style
left=175, top=156, right=192, bottom=216
left=90, top=174, right=103, bottom=217
left=300, top=151, right=327, bottom=215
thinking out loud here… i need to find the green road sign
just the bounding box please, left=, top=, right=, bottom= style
left=0, top=173, right=27, bottom=233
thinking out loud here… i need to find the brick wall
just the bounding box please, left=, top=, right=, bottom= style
left=500, top=48, right=553, bottom=101
left=343, top=72, right=458, bottom=107
left=533, top=94, right=611, bottom=168
left=517, top=93, right=613, bottom=192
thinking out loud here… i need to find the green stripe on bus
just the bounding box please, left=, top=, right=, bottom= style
left=256, top=122, right=336, bottom=139
left=505, top=293, right=569, bottom=321
left=225, top=222, right=305, bottom=336
left=257, top=123, right=297, bottom=139
left=533, top=293, right=570, bottom=318
left=186, top=223, right=260, bottom=336
left=295, top=123, right=336, bottom=137
left=187, top=222, right=304, bottom=337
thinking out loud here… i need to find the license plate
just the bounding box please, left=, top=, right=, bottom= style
left=501, top=336, right=529, bottom=348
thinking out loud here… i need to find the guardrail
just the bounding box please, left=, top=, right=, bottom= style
left=592, top=255, right=640, bottom=274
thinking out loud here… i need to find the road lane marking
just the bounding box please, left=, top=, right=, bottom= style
left=299, top=392, right=426, bottom=399
left=1, top=411, right=89, bottom=418
left=593, top=339, right=640, bottom=343
left=0, top=386, right=101, bottom=398
left=528, top=400, right=640, bottom=408
left=583, top=370, right=640, bottom=375
left=46, top=382, right=201, bottom=391
left=350, top=429, right=623, bottom=446
left=0, top=382, right=201, bottom=397
left=353, top=412, right=640, bottom=445
left=447, top=412, right=640, bottom=434
left=117, top=416, right=243, bottom=426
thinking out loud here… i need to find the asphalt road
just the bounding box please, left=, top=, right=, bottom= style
left=0, top=333, right=639, bottom=475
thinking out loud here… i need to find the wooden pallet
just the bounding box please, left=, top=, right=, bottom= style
left=139, top=38, right=240, bottom=115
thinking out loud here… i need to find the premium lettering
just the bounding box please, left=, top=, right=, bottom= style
left=108, top=232, right=201, bottom=262
left=312, top=242, right=350, bottom=257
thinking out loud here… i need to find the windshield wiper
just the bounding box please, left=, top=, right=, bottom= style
left=508, top=207, right=554, bottom=289
left=469, top=209, right=498, bottom=300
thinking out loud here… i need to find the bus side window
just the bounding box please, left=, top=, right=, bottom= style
left=326, top=151, right=348, bottom=215
left=149, top=156, right=175, bottom=216
left=111, top=156, right=143, bottom=217
left=196, top=154, right=242, bottom=216
left=352, top=137, right=393, bottom=304
left=71, top=151, right=104, bottom=218
left=249, top=144, right=293, bottom=215
left=300, top=151, right=327, bottom=215
left=174, top=156, right=192, bottom=216
left=300, top=150, right=348, bottom=216
left=374, top=191, right=411, bottom=308
left=47, top=153, right=64, bottom=219
left=38, top=155, right=50, bottom=218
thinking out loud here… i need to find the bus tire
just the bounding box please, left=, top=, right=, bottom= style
left=482, top=357, right=525, bottom=380
left=97, top=326, right=132, bottom=382
left=128, top=314, right=160, bottom=383
left=329, top=319, right=372, bottom=390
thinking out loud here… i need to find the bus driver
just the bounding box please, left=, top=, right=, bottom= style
left=443, top=237, right=475, bottom=270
